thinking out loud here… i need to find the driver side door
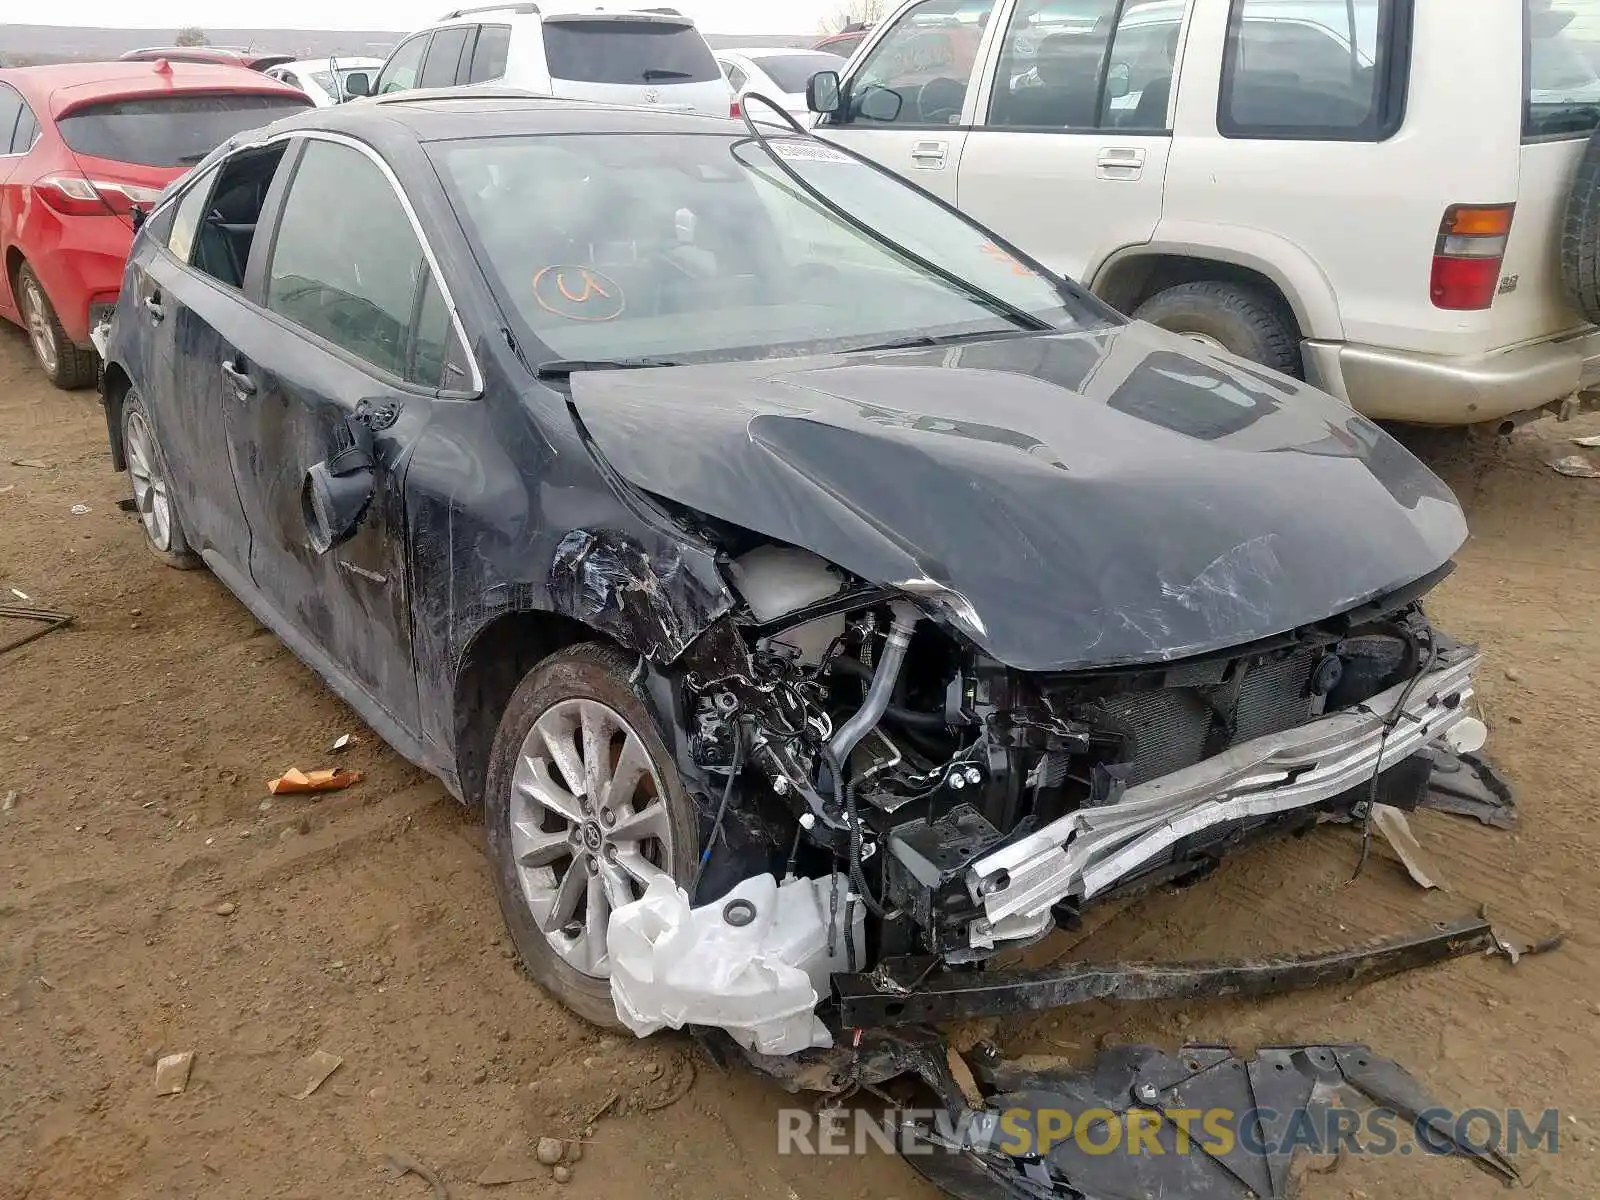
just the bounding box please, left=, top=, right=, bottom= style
left=814, top=0, right=1007, bottom=203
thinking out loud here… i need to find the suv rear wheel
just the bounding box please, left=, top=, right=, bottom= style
left=16, top=263, right=99, bottom=391
left=484, top=643, right=698, bottom=1030
left=1132, top=280, right=1302, bottom=378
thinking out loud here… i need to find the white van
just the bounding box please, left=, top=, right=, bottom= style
left=811, top=0, right=1600, bottom=427
left=361, top=3, right=735, bottom=117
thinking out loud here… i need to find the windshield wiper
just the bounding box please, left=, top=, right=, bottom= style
left=734, top=94, right=1054, bottom=335
left=642, top=68, right=692, bottom=80
left=536, top=357, right=685, bottom=379
left=849, top=329, right=1039, bottom=353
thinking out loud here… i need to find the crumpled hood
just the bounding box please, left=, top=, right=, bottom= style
left=566, top=324, right=1467, bottom=671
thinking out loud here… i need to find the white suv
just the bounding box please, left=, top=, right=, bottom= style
left=811, top=0, right=1600, bottom=428
left=363, top=3, right=734, bottom=117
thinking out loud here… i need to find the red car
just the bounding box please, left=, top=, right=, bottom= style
left=0, top=60, right=310, bottom=388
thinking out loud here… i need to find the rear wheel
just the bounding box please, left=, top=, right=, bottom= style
left=1133, top=280, right=1302, bottom=377
left=484, top=643, right=698, bottom=1030
left=15, top=263, right=98, bottom=390
left=122, top=389, right=201, bottom=570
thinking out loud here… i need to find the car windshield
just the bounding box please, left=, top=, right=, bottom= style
left=57, top=94, right=311, bottom=167
left=541, top=19, right=721, bottom=84
left=753, top=53, right=845, bottom=92
left=1527, top=0, right=1600, bottom=136
left=431, top=132, right=1102, bottom=365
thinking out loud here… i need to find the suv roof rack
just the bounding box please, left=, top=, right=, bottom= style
left=440, top=3, right=539, bottom=18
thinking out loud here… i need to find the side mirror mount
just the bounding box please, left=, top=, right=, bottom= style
left=301, top=438, right=376, bottom=554
left=1106, top=63, right=1131, bottom=100
left=343, top=72, right=371, bottom=98
left=807, top=69, right=842, bottom=115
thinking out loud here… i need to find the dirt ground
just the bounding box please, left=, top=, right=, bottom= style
left=1, top=321, right=1597, bottom=1200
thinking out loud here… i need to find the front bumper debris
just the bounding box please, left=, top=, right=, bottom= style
left=968, top=651, right=1481, bottom=929
left=900, top=1041, right=1520, bottom=1199
left=833, top=914, right=1496, bottom=1028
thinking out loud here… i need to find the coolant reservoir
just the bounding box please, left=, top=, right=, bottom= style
left=608, top=873, right=863, bottom=1056
left=727, top=546, right=844, bottom=666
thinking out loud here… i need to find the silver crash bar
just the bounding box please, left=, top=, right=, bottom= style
left=968, top=650, right=1482, bottom=927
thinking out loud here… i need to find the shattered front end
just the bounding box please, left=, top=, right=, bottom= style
left=657, top=546, right=1488, bottom=980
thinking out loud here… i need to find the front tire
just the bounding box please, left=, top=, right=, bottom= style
left=16, top=263, right=98, bottom=390
left=484, top=643, right=698, bottom=1030
left=121, top=389, right=201, bottom=570
left=1133, top=280, right=1302, bottom=377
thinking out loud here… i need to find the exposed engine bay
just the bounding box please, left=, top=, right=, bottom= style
left=607, top=537, right=1489, bottom=1049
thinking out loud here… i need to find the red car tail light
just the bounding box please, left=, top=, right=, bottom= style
left=730, top=98, right=742, bottom=118
left=36, top=174, right=164, bottom=218
left=1430, top=204, right=1515, bottom=311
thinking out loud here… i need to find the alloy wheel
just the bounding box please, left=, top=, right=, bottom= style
left=124, top=409, right=173, bottom=551
left=509, top=697, right=677, bottom=979
left=19, top=276, right=58, bottom=376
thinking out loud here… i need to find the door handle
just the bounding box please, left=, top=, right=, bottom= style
left=143, top=293, right=164, bottom=323
left=1095, top=146, right=1146, bottom=181
left=220, top=359, right=256, bottom=398
left=910, top=139, right=948, bottom=169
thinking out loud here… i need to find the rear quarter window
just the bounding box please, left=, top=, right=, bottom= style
left=1526, top=0, right=1600, bottom=139
left=541, top=19, right=720, bottom=84
left=56, top=94, right=311, bottom=168
left=1218, top=0, right=1411, bottom=142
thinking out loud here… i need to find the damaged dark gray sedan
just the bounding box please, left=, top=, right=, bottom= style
left=99, top=94, right=1495, bottom=1059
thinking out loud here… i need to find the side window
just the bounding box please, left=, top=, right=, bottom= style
left=0, top=84, right=21, bottom=154
left=377, top=33, right=430, bottom=94
left=171, top=145, right=290, bottom=289
left=11, top=103, right=39, bottom=155
left=410, top=273, right=469, bottom=390
left=421, top=25, right=473, bottom=88
left=280, top=71, right=302, bottom=90
left=1219, top=0, right=1406, bottom=141
left=466, top=23, right=512, bottom=83
left=836, top=0, right=999, bottom=126
left=167, top=165, right=221, bottom=265
left=986, top=0, right=1118, bottom=130
left=724, top=62, right=749, bottom=90
left=266, top=140, right=432, bottom=380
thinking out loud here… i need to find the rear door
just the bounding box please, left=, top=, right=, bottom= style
left=539, top=13, right=732, bottom=114
left=815, top=0, right=1006, bottom=206
left=464, top=23, right=513, bottom=84
left=128, top=159, right=257, bottom=571
left=955, top=0, right=1184, bottom=284
left=419, top=22, right=475, bottom=90
left=219, top=135, right=472, bottom=732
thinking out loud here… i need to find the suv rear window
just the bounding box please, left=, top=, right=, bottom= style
left=541, top=19, right=719, bottom=84
left=57, top=94, right=310, bottom=168
left=1526, top=0, right=1600, bottom=138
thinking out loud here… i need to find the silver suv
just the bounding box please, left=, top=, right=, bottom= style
left=361, top=3, right=735, bottom=116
